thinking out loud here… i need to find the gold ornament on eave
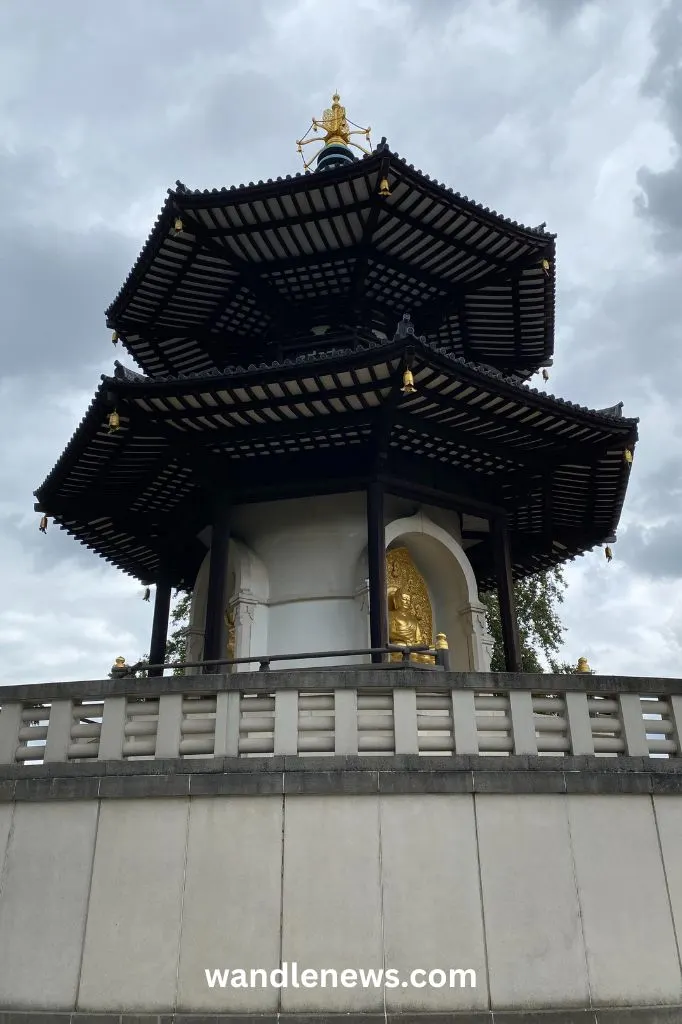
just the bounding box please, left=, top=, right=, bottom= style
left=38, top=515, right=48, bottom=534
left=378, top=177, right=391, bottom=197
left=605, top=546, right=613, bottom=562
left=296, top=92, right=372, bottom=172
left=173, top=217, right=184, bottom=234
left=624, top=448, right=633, bottom=464
left=541, top=258, right=551, bottom=275
left=107, top=409, right=120, bottom=433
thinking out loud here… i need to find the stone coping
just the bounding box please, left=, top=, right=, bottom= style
left=1, top=668, right=681, bottom=703
left=0, top=1006, right=680, bottom=1023
left=0, top=755, right=680, bottom=801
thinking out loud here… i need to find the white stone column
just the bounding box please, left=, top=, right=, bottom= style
left=458, top=601, right=494, bottom=671
left=231, top=588, right=268, bottom=672
left=354, top=578, right=371, bottom=651
left=183, top=627, right=205, bottom=675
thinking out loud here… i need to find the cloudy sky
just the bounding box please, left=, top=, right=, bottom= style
left=0, top=0, right=680, bottom=684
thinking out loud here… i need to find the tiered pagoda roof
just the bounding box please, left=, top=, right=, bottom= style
left=35, top=331, right=637, bottom=592
left=105, top=142, right=555, bottom=381
left=35, top=114, right=637, bottom=595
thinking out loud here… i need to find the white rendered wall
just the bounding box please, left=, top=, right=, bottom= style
left=1, top=793, right=682, bottom=1013
left=189, top=492, right=492, bottom=670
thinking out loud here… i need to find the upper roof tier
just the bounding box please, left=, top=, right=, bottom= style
left=106, top=142, right=556, bottom=381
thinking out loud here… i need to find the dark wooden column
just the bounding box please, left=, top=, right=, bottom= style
left=492, top=516, right=522, bottom=672
left=203, top=494, right=231, bottom=673
left=148, top=577, right=172, bottom=676
left=367, top=480, right=388, bottom=662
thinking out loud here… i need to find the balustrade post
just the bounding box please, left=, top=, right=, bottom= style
left=44, top=700, right=74, bottom=762
left=0, top=703, right=22, bottom=764
left=670, top=696, right=682, bottom=757
left=565, top=691, right=595, bottom=756
left=618, top=694, right=649, bottom=756
left=98, top=696, right=128, bottom=760
left=393, top=689, right=419, bottom=754
left=214, top=691, right=241, bottom=756
left=334, top=689, right=358, bottom=755
left=451, top=690, right=479, bottom=754
left=155, top=694, right=183, bottom=758
left=274, top=690, right=299, bottom=755
left=509, top=691, right=538, bottom=755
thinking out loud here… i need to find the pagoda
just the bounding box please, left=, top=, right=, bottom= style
left=34, top=94, right=638, bottom=674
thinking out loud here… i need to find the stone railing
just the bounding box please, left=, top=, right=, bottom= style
left=1, top=669, right=681, bottom=765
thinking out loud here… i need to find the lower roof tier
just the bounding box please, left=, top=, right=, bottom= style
left=34, top=337, right=638, bottom=592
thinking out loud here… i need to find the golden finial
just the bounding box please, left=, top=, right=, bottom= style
left=296, top=92, right=372, bottom=172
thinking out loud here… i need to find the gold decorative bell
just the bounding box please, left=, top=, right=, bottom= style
left=378, top=177, right=391, bottom=198
left=541, top=258, right=551, bottom=275
left=111, top=330, right=119, bottom=345
left=173, top=216, right=183, bottom=233
left=39, top=515, right=48, bottom=534
left=605, top=546, right=613, bottom=562
left=624, top=449, right=633, bottom=464
left=143, top=587, right=151, bottom=602
left=107, top=409, right=120, bottom=433
left=542, top=368, right=549, bottom=382
left=401, top=368, right=416, bottom=394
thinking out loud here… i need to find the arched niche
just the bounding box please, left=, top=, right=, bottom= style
left=187, top=538, right=269, bottom=671
left=383, top=511, right=492, bottom=671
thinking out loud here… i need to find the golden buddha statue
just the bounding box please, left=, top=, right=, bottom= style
left=576, top=656, right=592, bottom=673
left=388, top=587, right=432, bottom=663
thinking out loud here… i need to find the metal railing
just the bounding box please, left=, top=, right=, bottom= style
left=1, top=670, right=680, bottom=765
left=121, top=643, right=450, bottom=677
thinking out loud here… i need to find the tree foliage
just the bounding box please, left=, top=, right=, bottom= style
left=165, top=591, right=192, bottom=675
left=480, top=567, right=576, bottom=673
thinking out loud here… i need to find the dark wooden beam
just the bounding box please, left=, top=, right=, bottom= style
left=492, top=516, right=522, bottom=672
left=203, top=493, right=231, bottom=673
left=148, top=576, right=172, bottom=676
left=367, top=480, right=388, bottom=662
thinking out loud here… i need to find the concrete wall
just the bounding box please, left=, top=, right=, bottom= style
left=1, top=791, right=682, bottom=1015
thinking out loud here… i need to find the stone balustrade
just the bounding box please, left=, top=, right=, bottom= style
left=1, top=668, right=681, bottom=765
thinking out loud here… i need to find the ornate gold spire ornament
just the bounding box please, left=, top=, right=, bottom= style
left=296, top=93, right=372, bottom=172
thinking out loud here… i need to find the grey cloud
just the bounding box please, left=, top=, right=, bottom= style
left=521, top=0, right=595, bottom=29
left=636, top=0, right=682, bottom=249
